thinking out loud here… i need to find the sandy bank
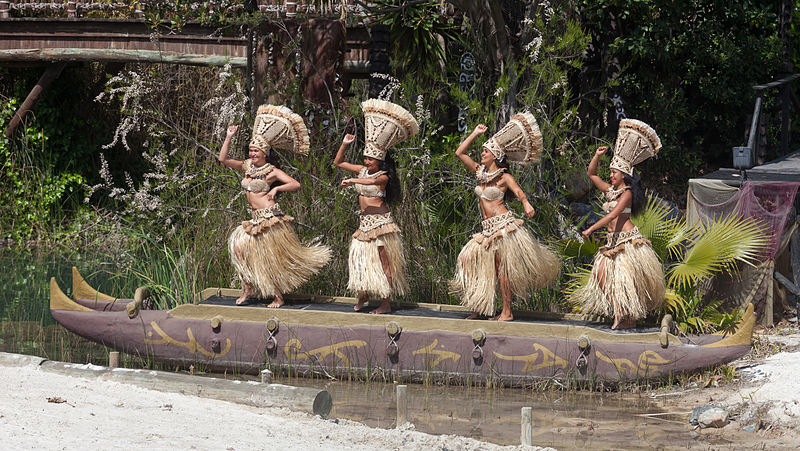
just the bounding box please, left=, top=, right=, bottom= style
left=0, top=353, right=548, bottom=450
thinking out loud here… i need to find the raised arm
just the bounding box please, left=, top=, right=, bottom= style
left=581, top=189, right=632, bottom=237
left=218, top=125, right=244, bottom=171
left=334, top=134, right=364, bottom=174
left=503, top=173, right=536, bottom=218
left=455, top=124, right=488, bottom=173
left=265, top=168, right=302, bottom=202
left=587, top=146, right=611, bottom=192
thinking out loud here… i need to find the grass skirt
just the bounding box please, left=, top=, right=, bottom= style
left=571, top=227, right=665, bottom=320
left=347, top=213, right=408, bottom=299
left=228, top=204, right=331, bottom=298
left=449, top=212, right=560, bottom=316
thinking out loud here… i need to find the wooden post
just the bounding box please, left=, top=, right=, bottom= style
left=260, top=369, right=272, bottom=384
left=108, top=351, right=120, bottom=368
left=764, top=260, right=775, bottom=327
left=396, top=385, right=408, bottom=428
left=521, top=406, right=533, bottom=446
left=4, top=63, right=66, bottom=138
left=0, top=1, right=10, bottom=19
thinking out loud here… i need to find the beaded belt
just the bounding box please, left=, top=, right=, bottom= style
left=249, top=204, right=284, bottom=223
left=605, top=226, right=644, bottom=249
left=358, top=212, right=394, bottom=233
left=480, top=211, right=515, bottom=237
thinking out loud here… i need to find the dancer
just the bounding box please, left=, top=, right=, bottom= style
left=450, top=115, right=560, bottom=321
left=334, top=99, right=418, bottom=314
left=570, top=119, right=665, bottom=329
left=219, top=105, right=331, bottom=307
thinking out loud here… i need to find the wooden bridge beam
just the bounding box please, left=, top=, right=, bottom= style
left=4, top=62, right=65, bottom=139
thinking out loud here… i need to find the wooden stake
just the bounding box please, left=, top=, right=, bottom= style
left=396, top=385, right=408, bottom=428
left=261, top=369, right=273, bottom=384
left=521, top=406, right=533, bottom=446
left=108, top=351, right=120, bottom=368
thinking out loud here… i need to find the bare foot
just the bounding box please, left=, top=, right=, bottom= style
left=466, top=312, right=479, bottom=320
left=370, top=299, right=391, bottom=315
left=267, top=297, right=284, bottom=308
left=235, top=294, right=249, bottom=306
left=354, top=298, right=367, bottom=312
left=490, top=312, right=513, bottom=321
left=611, top=317, right=635, bottom=330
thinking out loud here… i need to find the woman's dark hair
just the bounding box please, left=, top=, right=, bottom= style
left=495, top=156, right=510, bottom=170
left=379, top=155, right=401, bottom=204
left=623, top=172, right=645, bottom=215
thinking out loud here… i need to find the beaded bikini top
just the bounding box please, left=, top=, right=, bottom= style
left=354, top=167, right=386, bottom=198
left=240, top=160, right=274, bottom=193
left=474, top=165, right=505, bottom=201
left=602, top=186, right=631, bottom=214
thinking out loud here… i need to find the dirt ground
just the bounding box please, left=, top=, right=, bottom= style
left=654, top=318, right=800, bottom=450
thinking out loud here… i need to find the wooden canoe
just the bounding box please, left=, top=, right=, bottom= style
left=49, top=267, right=755, bottom=386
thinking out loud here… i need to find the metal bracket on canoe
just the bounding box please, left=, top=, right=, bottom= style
left=266, top=317, right=279, bottom=352
left=386, top=321, right=401, bottom=358
left=125, top=286, right=151, bottom=319
left=659, top=315, right=673, bottom=348
left=576, top=336, right=591, bottom=371
left=471, top=329, right=486, bottom=364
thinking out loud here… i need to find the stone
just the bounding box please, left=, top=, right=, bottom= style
left=698, top=407, right=729, bottom=428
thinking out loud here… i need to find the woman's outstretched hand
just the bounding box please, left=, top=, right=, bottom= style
left=595, top=146, right=608, bottom=156
left=226, top=125, right=239, bottom=137
left=473, top=124, right=488, bottom=135
left=342, top=134, right=356, bottom=145
left=581, top=228, right=592, bottom=238
left=340, top=178, right=354, bottom=188
left=524, top=203, right=535, bottom=218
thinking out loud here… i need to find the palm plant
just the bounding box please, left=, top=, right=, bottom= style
left=562, top=196, right=769, bottom=333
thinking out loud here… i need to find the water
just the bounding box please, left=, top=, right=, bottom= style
left=283, top=379, right=695, bottom=449
left=0, top=249, right=698, bottom=449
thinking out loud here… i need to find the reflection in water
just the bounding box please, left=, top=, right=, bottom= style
left=283, top=378, right=694, bottom=449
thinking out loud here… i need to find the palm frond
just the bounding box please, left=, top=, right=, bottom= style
left=563, top=264, right=593, bottom=298
left=667, top=213, right=769, bottom=291
left=633, top=196, right=687, bottom=261
left=555, top=236, right=601, bottom=259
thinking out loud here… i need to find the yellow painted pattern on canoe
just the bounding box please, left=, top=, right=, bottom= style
left=595, top=350, right=671, bottom=377
left=284, top=338, right=367, bottom=367
left=493, top=343, right=568, bottom=373
left=145, top=321, right=231, bottom=357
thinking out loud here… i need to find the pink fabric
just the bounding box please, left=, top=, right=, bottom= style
left=736, top=182, right=800, bottom=259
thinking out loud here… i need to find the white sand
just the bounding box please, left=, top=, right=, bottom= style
left=728, top=351, right=800, bottom=424
left=0, top=361, right=546, bottom=450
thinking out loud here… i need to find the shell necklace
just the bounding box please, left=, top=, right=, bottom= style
left=476, top=165, right=505, bottom=184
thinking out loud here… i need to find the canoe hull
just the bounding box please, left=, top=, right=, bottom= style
left=50, top=304, right=753, bottom=384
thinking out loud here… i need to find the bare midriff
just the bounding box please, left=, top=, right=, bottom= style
left=478, top=196, right=509, bottom=220
left=359, top=198, right=389, bottom=214
left=245, top=191, right=274, bottom=210
left=607, top=213, right=635, bottom=233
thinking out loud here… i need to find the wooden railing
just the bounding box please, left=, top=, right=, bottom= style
left=0, top=0, right=366, bottom=19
